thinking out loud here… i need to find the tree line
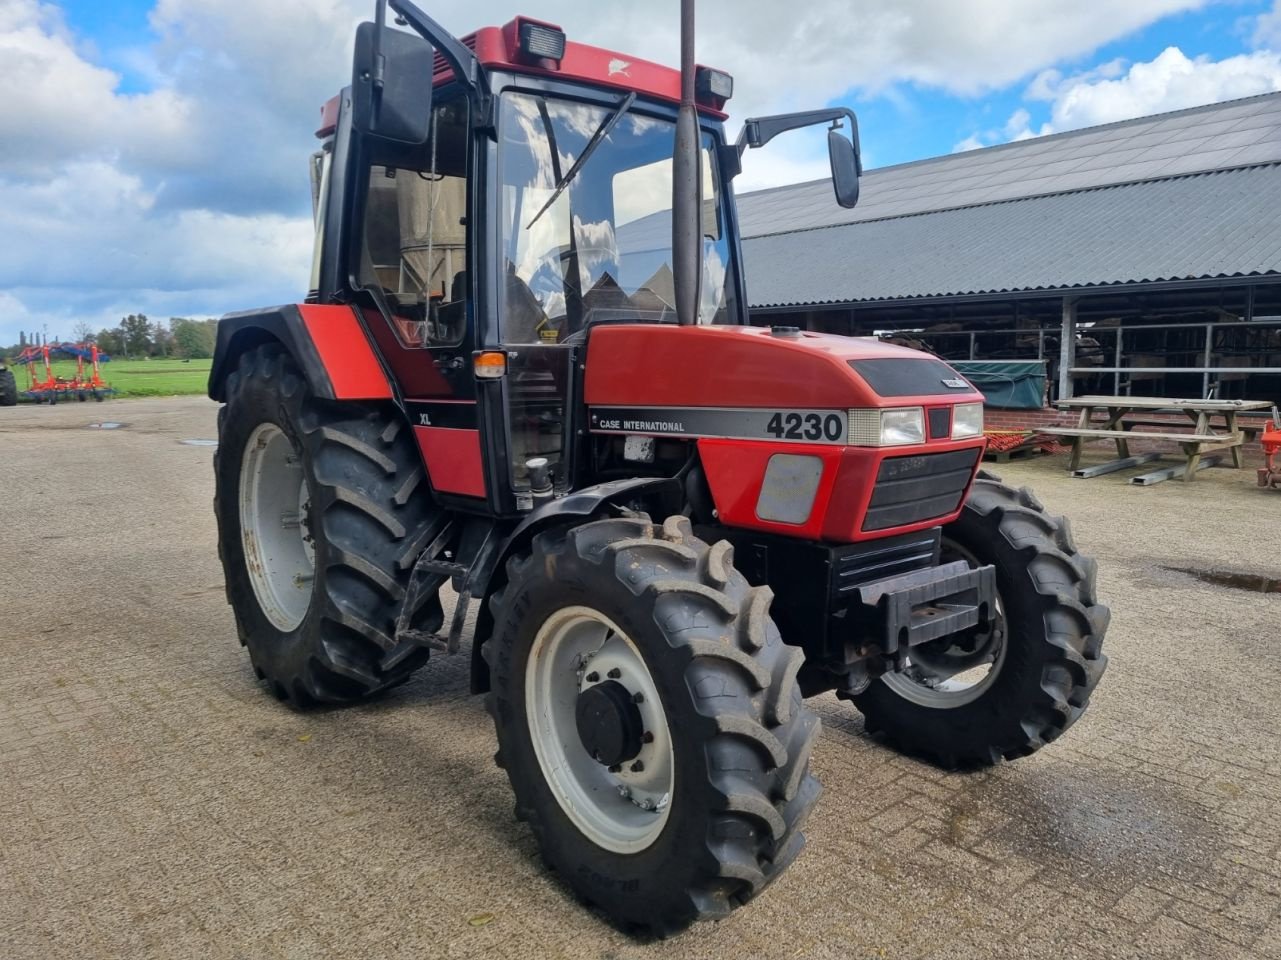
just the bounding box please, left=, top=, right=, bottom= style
left=6, top=316, right=219, bottom=360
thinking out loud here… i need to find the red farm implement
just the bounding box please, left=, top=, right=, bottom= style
left=15, top=342, right=114, bottom=403
left=1260, top=407, right=1281, bottom=490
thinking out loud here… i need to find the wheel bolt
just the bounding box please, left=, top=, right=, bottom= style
left=585, top=671, right=599, bottom=683
left=633, top=692, right=644, bottom=704
left=642, top=731, right=654, bottom=744
left=607, top=668, right=621, bottom=679
left=630, top=760, right=644, bottom=773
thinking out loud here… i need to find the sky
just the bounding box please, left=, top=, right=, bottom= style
left=3, top=0, right=1281, bottom=345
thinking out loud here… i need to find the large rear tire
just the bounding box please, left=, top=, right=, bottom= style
left=848, top=473, right=1109, bottom=769
left=0, top=367, right=17, bottom=406
left=486, top=515, right=821, bottom=935
left=213, top=343, right=442, bottom=705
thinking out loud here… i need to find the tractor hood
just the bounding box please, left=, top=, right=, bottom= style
left=583, top=324, right=984, bottom=409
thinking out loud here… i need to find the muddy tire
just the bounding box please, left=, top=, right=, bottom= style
left=848, top=472, right=1108, bottom=769
left=213, top=343, right=442, bottom=705
left=485, top=515, right=820, bottom=935
left=0, top=367, right=16, bottom=406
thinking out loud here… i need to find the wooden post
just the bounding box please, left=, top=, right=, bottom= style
left=1058, top=297, right=1077, bottom=403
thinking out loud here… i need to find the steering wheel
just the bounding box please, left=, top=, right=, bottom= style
left=523, top=244, right=621, bottom=336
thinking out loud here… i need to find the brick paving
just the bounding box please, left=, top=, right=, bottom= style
left=1, top=396, right=1279, bottom=959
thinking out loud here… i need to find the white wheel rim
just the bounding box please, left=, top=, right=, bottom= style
left=239, top=423, right=315, bottom=632
left=526, top=606, right=675, bottom=854
left=880, top=627, right=1007, bottom=707
left=880, top=538, right=1006, bottom=709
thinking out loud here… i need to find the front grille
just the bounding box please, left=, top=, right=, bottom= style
left=863, top=449, right=980, bottom=532
left=831, top=529, right=941, bottom=596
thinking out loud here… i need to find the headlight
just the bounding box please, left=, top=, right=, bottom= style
left=951, top=402, right=984, bottom=439
left=848, top=407, right=925, bottom=446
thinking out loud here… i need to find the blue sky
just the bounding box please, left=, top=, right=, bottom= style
left=3, top=0, right=1281, bottom=344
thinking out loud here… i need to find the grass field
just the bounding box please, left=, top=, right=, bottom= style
left=6, top=357, right=211, bottom=398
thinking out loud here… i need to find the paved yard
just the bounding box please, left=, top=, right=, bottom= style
left=1, top=395, right=1279, bottom=959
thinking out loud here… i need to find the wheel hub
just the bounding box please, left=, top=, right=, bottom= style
left=525, top=606, right=675, bottom=853
left=575, top=679, right=644, bottom=767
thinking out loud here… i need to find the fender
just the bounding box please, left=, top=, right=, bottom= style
left=207, top=303, right=393, bottom=402
left=469, top=475, right=681, bottom=694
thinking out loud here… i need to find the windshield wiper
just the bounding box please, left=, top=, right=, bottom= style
left=525, top=91, right=637, bottom=229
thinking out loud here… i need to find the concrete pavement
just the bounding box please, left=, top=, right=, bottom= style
left=1, top=395, right=1279, bottom=959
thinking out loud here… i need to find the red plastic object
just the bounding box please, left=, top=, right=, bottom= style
left=1260, top=427, right=1281, bottom=490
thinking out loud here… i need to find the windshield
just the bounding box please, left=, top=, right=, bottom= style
left=497, top=90, right=732, bottom=344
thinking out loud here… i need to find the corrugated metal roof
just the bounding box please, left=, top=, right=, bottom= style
left=737, top=91, right=1281, bottom=239
left=742, top=164, right=1281, bottom=307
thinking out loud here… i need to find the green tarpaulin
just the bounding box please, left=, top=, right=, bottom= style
left=950, top=360, right=1048, bottom=410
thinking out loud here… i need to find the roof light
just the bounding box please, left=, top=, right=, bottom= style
left=518, top=20, right=566, bottom=63
left=695, top=66, right=733, bottom=107
left=474, top=351, right=507, bottom=380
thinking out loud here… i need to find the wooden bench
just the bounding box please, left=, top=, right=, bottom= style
left=1114, top=417, right=1270, bottom=441
left=1041, top=427, right=1224, bottom=442
left=1048, top=397, right=1275, bottom=481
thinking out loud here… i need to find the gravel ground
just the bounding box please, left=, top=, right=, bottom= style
left=1, top=395, right=1279, bottom=959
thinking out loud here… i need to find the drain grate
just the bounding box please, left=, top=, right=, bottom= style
left=87, top=422, right=125, bottom=429
left=1164, top=566, right=1281, bottom=594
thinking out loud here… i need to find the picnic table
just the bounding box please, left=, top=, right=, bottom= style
left=1043, top=396, right=1275, bottom=481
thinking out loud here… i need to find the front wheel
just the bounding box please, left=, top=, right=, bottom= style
left=486, top=515, right=820, bottom=935
left=847, top=473, right=1109, bottom=769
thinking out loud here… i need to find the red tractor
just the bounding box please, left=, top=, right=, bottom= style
left=209, top=0, right=1107, bottom=934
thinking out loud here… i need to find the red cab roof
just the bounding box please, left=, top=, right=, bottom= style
left=318, top=16, right=729, bottom=138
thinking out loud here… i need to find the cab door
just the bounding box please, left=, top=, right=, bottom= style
left=350, top=91, right=490, bottom=503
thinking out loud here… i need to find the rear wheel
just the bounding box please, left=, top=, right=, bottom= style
left=847, top=473, right=1109, bottom=768
left=213, top=343, right=443, bottom=705
left=486, top=515, right=820, bottom=935
left=0, top=367, right=16, bottom=406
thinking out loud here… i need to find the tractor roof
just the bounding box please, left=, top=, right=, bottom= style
left=317, top=16, right=729, bottom=138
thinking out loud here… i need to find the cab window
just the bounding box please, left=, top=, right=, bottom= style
left=358, top=95, right=469, bottom=347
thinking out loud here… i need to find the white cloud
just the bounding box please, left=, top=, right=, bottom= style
left=1254, top=1, right=1281, bottom=48
left=0, top=291, right=39, bottom=344
left=1003, top=106, right=1054, bottom=142
left=1032, top=46, right=1281, bottom=130
left=955, top=44, right=1281, bottom=153
left=0, top=0, right=195, bottom=179
left=0, top=160, right=313, bottom=346
left=737, top=139, right=836, bottom=193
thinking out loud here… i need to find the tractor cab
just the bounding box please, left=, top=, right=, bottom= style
left=308, top=3, right=861, bottom=516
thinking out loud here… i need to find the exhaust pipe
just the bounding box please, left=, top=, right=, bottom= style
left=672, top=0, right=701, bottom=327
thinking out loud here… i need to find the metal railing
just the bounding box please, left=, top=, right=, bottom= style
left=876, top=317, right=1281, bottom=399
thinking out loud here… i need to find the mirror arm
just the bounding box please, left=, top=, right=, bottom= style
left=369, top=0, right=387, bottom=129
left=389, top=0, right=491, bottom=119
left=736, top=107, right=860, bottom=167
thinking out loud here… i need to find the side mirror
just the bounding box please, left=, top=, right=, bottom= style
left=351, top=20, right=434, bottom=145
left=736, top=107, right=863, bottom=209
left=828, top=126, right=861, bottom=209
